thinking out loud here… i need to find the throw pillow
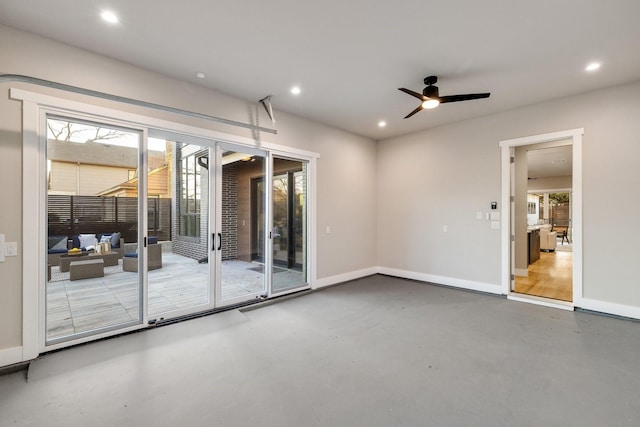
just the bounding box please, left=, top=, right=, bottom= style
left=110, top=232, right=121, bottom=247
left=79, top=234, right=96, bottom=249
left=48, top=235, right=67, bottom=251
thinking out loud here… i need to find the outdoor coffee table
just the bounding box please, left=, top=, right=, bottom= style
left=70, top=258, right=104, bottom=281
left=60, top=252, right=119, bottom=272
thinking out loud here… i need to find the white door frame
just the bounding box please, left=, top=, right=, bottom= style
left=499, top=128, right=583, bottom=309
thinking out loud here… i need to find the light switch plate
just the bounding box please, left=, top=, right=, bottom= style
left=490, top=212, right=501, bottom=221
left=6, top=242, right=17, bottom=256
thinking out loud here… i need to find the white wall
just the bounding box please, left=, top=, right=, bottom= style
left=378, top=79, right=640, bottom=310
left=0, top=25, right=378, bottom=360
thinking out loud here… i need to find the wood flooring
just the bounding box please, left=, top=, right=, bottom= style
left=514, top=250, right=573, bottom=302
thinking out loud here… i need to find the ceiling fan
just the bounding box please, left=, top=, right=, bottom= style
left=398, top=76, right=490, bottom=119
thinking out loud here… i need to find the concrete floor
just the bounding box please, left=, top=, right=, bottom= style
left=2, top=275, right=640, bottom=426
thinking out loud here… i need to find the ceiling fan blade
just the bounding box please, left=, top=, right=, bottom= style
left=398, top=87, right=426, bottom=101
left=439, top=93, right=490, bottom=104
left=404, top=105, right=423, bottom=119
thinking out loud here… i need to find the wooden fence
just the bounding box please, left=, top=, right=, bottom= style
left=48, top=195, right=171, bottom=243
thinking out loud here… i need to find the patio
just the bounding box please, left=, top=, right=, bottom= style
left=46, top=252, right=304, bottom=341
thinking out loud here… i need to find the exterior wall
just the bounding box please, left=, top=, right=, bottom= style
left=221, top=164, right=238, bottom=261
left=171, top=151, right=209, bottom=262
left=49, top=162, right=132, bottom=196
left=236, top=160, right=264, bottom=262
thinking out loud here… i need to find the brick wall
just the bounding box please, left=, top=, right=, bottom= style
left=221, top=163, right=238, bottom=261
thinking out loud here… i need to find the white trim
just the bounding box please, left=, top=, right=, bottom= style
left=308, top=157, right=318, bottom=288
left=499, top=128, right=584, bottom=307
left=22, top=99, right=40, bottom=361
left=377, top=267, right=502, bottom=295
left=314, top=267, right=378, bottom=289
left=500, top=145, right=512, bottom=294
left=507, top=294, right=575, bottom=311
left=579, top=298, right=640, bottom=321
left=498, top=128, right=583, bottom=148
left=10, top=88, right=319, bottom=160
left=571, top=132, right=584, bottom=307
left=0, top=346, right=25, bottom=367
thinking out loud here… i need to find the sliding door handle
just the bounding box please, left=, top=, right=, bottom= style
left=218, top=233, right=222, bottom=250
left=212, top=233, right=216, bottom=251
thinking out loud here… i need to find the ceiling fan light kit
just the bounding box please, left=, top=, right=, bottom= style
left=399, top=76, right=490, bottom=118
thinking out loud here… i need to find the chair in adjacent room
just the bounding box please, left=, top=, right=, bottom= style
left=539, top=225, right=557, bottom=252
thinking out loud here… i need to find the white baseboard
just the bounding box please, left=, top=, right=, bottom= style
left=313, top=267, right=378, bottom=289
left=377, top=267, right=502, bottom=295
left=578, top=298, right=640, bottom=320
left=0, top=346, right=25, bottom=368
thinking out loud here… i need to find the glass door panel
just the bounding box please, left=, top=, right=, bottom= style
left=216, top=147, right=267, bottom=305
left=45, top=116, right=143, bottom=343
left=147, top=138, right=212, bottom=318
left=272, top=158, right=308, bottom=293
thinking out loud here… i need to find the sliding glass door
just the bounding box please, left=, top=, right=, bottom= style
left=143, top=136, right=269, bottom=317
left=45, top=120, right=308, bottom=343
left=215, top=145, right=267, bottom=306
left=147, top=136, right=213, bottom=319
left=45, top=115, right=143, bottom=343
left=271, top=157, right=308, bottom=293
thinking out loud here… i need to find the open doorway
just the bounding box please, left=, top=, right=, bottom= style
left=500, top=129, right=583, bottom=310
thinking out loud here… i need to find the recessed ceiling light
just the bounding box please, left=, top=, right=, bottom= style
left=378, top=121, right=386, bottom=128
left=585, top=62, right=601, bottom=72
left=101, top=10, right=119, bottom=24
left=196, top=72, right=206, bottom=79
left=290, top=86, right=301, bottom=95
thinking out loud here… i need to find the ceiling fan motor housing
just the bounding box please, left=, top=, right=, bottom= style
left=423, top=85, right=439, bottom=98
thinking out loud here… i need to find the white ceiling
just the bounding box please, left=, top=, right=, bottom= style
left=527, top=145, right=572, bottom=179
left=1, top=1, right=639, bottom=140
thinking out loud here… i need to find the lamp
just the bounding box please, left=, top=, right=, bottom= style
left=421, top=98, right=440, bottom=109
